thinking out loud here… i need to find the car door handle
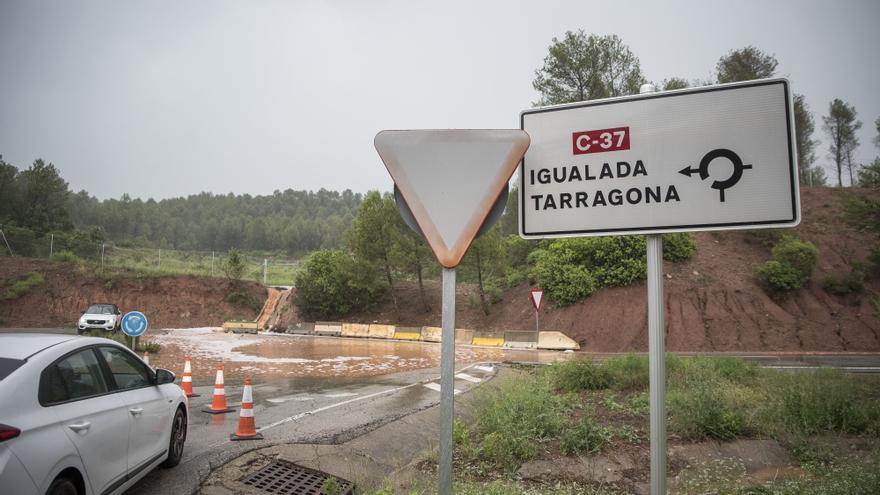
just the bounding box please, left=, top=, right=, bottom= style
left=67, top=422, right=91, bottom=433
left=129, top=407, right=144, bottom=416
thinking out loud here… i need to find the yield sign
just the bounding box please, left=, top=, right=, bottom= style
left=530, top=288, right=544, bottom=311
left=375, top=130, right=530, bottom=268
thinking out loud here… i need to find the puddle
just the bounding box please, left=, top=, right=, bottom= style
left=146, top=328, right=570, bottom=384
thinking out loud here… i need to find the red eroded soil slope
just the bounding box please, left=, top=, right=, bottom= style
left=339, top=187, right=880, bottom=352
left=0, top=258, right=266, bottom=328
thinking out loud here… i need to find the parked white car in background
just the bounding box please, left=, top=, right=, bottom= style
left=77, top=304, right=122, bottom=334
left=0, top=334, right=188, bottom=495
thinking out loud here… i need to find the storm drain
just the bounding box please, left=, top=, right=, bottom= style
left=241, top=461, right=354, bottom=495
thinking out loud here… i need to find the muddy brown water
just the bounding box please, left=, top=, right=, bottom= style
left=146, top=328, right=569, bottom=385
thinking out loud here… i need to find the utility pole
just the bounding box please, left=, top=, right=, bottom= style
left=263, top=258, right=268, bottom=285
left=49, top=234, right=54, bottom=258
left=101, top=243, right=105, bottom=268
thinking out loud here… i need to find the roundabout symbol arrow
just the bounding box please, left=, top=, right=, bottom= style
left=679, top=148, right=752, bottom=202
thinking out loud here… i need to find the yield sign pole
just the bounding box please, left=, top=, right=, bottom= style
left=375, top=130, right=529, bottom=494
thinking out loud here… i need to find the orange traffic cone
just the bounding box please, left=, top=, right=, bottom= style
left=230, top=378, right=263, bottom=441
left=181, top=356, right=199, bottom=398
left=202, top=363, right=234, bottom=414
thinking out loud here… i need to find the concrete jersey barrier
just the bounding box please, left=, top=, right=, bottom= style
left=287, top=322, right=315, bottom=335
left=394, top=326, right=422, bottom=341
left=455, top=329, right=475, bottom=345
left=367, top=324, right=396, bottom=339
left=314, top=322, right=343, bottom=337
left=421, top=326, right=442, bottom=342
left=537, top=331, right=580, bottom=350
left=504, top=331, right=539, bottom=349
left=341, top=323, right=370, bottom=338
left=472, top=336, right=505, bottom=347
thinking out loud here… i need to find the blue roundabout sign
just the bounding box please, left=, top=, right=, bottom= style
left=121, top=311, right=149, bottom=337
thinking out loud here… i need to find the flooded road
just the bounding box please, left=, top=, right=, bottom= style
left=147, top=327, right=569, bottom=385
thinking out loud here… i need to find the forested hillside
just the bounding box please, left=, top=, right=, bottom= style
left=0, top=156, right=362, bottom=255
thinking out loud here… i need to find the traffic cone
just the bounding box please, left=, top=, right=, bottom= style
left=202, top=364, right=234, bottom=414
left=230, top=378, right=263, bottom=440
left=181, top=356, right=199, bottom=398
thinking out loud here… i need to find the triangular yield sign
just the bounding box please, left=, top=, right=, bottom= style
left=375, top=130, right=530, bottom=268
left=530, top=289, right=543, bottom=311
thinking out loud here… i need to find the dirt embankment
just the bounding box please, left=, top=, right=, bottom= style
left=334, top=187, right=880, bottom=352
left=0, top=258, right=266, bottom=328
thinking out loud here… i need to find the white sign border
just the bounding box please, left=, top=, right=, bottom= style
left=518, top=78, right=801, bottom=239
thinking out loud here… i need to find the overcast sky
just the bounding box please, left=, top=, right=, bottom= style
left=1, top=0, right=879, bottom=200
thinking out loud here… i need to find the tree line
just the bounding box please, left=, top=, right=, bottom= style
left=0, top=156, right=362, bottom=255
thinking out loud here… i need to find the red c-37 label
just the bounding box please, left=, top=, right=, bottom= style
left=572, top=126, right=630, bottom=155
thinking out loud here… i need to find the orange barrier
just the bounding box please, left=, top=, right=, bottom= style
left=202, top=364, right=234, bottom=414
left=230, top=378, right=263, bottom=441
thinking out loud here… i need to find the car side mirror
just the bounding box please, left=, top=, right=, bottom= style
left=155, top=368, right=176, bottom=385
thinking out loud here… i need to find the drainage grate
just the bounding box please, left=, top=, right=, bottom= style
left=241, top=461, right=354, bottom=495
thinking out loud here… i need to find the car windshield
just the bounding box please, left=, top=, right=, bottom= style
left=0, top=357, right=26, bottom=381
left=86, top=304, right=115, bottom=315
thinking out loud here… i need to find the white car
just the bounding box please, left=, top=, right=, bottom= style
left=0, top=334, right=188, bottom=495
left=77, top=304, right=122, bottom=334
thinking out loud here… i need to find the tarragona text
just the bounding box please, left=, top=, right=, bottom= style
left=528, top=160, right=680, bottom=210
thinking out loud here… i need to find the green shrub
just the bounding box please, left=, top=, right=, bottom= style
left=294, top=249, right=382, bottom=319
left=754, top=260, right=804, bottom=291
left=582, top=236, right=647, bottom=287
left=0, top=271, right=45, bottom=301
left=763, top=369, right=876, bottom=435
left=561, top=414, right=608, bottom=455
left=531, top=252, right=595, bottom=306
left=821, top=268, right=865, bottom=295
left=604, top=354, right=650, bottom=390
left=548, top=359, right=611, bottom=392
left=771, top=236, right=819, bottom=283
left=321, top=476, right=341, bottom=495
left=474, top=376, right=571, bottom=470
left=669, top=378, right=745, bottom=440
left=662, top=233, right=697, bottom=262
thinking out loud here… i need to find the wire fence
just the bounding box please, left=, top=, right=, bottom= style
left=0, top=225, right=301, bottom=286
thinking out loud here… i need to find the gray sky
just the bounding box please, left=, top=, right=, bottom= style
left=1, top=0, right=878, bottom=200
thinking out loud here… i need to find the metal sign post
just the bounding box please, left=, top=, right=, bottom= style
left=375, top=130, right=530, bottom=495
left=640, top=83, right=667, bottom=495
left=121, top=311, right=149, bottom=353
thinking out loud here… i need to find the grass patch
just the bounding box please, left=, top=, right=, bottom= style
left=0, top=271, right=45, bottom=301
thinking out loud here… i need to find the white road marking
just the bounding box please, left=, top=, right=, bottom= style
left=455, top=373, right=481, bottom=383
left=246, top=361, right=482, bottom=437
left=423, top=382, right=461, bottom=395
left=323, top=392, right=359, bottom=398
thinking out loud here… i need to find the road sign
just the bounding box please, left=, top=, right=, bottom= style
left=121, top=311, right=148, bottom=337
left=375, top=129, right=530, bottom=268
left=519, top=79, right=799, bottom=239
left=529, top=289, right=544, bottom=311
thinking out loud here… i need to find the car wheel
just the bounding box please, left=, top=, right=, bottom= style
left=161, top=407, right=187, bottom=468
left=47, top=477, right=78, bottom=495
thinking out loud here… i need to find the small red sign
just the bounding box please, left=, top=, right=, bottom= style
left=530, top=289, right=544, bottom=311
left=572, top=126, right=630, bottom=155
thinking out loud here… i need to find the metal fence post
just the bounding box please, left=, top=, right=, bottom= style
left=263, top=258, right=268, bottom=285
left=49, top=233, right=54, bottom=258
left=101, top=243, right=105, bottom=268
left=211, top=251, right=215, bottom=276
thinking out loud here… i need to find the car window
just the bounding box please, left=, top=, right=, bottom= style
left=40, top=349, right=109, bottom=404
left=99, top=347, right=150, bottom=390
left=0, top=357, right=26, bottom=381
left=86, top=304, right=114, bottom=315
